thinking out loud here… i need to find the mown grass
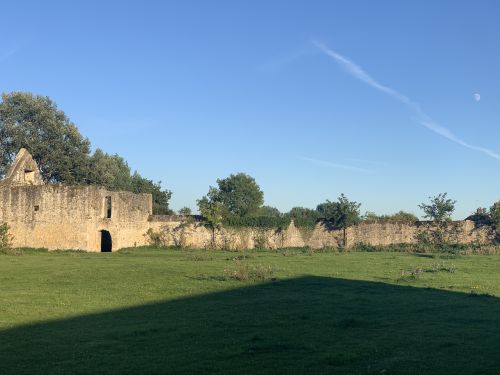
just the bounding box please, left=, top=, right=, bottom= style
left=1, top=247, right=500, bottom=374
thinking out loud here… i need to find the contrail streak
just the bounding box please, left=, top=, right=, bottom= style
left=314, top=41, right=500, bottom=161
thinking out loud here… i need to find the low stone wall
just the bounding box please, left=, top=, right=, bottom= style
left=144, top=219, right=496, bottom=250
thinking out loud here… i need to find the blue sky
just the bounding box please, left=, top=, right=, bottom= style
left=2, top=0, right=500, bottom=218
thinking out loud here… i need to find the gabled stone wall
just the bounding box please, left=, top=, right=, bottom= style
left=0, top=184, right=152, bottom=251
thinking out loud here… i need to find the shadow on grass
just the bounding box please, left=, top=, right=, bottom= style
left=2, top=277, right=500, bottom=374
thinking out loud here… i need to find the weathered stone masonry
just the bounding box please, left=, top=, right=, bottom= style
left=0, top=149, right=153, bottom=251
left=0, top=149, right=496, bottom=252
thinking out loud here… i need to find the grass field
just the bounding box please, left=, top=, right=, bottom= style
left=1, top=247, right=500, bottom=374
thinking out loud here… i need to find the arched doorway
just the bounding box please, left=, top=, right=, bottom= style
left=100, top=230, right=112, bottom=252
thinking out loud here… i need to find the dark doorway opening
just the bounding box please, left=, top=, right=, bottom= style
left=100, top=230, right=112, bottom=252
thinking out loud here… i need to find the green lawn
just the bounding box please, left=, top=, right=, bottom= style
left=1, top=247, right=500, bottom=374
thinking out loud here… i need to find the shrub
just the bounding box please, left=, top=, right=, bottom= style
left=223, top=215, right=291, bottom=230
left=0, top=223, right=19, bottom=255
left=286, top=207, right=320, bottom=229
left=253, top=230, right=269, bottom=249
left=0, top=223, right=12, bottom=249
left=398, top=262, right=456, bottom=282
left=363, top=211, right=418, bottom=224
left=144, top=228, right=170, bottom=248
left=224, top=261, right=275, bottom=281
left=185, top=253, right=213, bottom=261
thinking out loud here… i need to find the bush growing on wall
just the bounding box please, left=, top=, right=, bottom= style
left=0, top=223, right=12, bottom=251
left=285, top=207, right=319, bottom=229
left=145, top=228, right=170, bottom=248
left=223, top=215, right=291, bottom=230
left=363, top=210, right=418, bottom=224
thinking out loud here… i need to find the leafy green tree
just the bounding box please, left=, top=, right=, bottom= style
left=215, top=173, right=264, bottom=218
left=0, top=92, right=173, bottom=214
left=388, top=211, right=418, bottom=223
left=286, top=207, right=320, bottom=228
left=130, top=172, right=173, bottom=215
left=197, top=187, right=227, bottom=247
left=87, top=149, right=132, bottom=191
left=490, top=201, right=500, bottom=224
left=317, top=194, right=361, bottom=247
left=0, top=223, right=12, bottom=251
left=363, top=211, right=417, bottom=224
left=418, top=193, right=456, bottom=222
left=178, top=207, right=192, bottom=216
left=0, top=92, right=91, bottom=183
left=489, top=203, right=500, bottom=241
left=258, top=206, right=282, bottom=217
left=416, top=193, right=457, bottom=250
left=363, top=211, right=380, bottom=222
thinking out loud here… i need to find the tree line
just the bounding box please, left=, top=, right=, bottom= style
left=0, top=92, right=172, bottom=214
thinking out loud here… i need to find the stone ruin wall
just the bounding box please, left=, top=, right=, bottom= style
left=1, top=187, right=495, bottom=251
left=0, top=184, right=152, bottom=251
left=147, top=218, right=496, bottom=250
left=2, top=148, right=495, bottom=252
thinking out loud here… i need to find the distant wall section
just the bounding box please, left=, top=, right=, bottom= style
left=144, top=219, right=496, bottom=250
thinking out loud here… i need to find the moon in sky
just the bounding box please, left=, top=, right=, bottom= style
left=474, top=93, right=481, bottom=102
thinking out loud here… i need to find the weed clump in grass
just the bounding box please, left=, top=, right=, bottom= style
left=398, top=262, right=457, bottom=282
left=226, top=254, right=252, bottom=261
left=224, top=261, right=275, bottom=281
left=185, top=253, right=213, bottom=261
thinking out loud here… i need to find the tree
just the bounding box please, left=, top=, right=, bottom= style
left=87, top=149, right=132, bottom=191
left=215, top=173, right=264, bottom=218
left=0, top=223, right=12, bottom=251
left=418, top=193, right=456, bottom=222
left=0, top=92, right=173, bottom=214
left=197, top=187, right=226, bottom=247
left=363, top=211, right=380, bottom=222
left=317, top=194, right=361, bottom=247
left=489, top=203, right=500, bottom=240
left=130, top=172, right=173, bottom=215
left=388, top=211, right=418, bottom=223
left=417, top=193, right=457, bottom=250
left=258, top=206, right=282, bottom=218
left=286, top=207, right=320, bottom=228
left=0, top=92, right=91, bottom=183
left=178, top=207, right=192, bottom=216
left=490, top=201, right=500, bottom=224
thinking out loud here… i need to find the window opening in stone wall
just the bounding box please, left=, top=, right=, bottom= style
left=24, top=169, right=35, bottom=183
left=34, top=205, right=39, bottom=212
left=105, top=196, right=112, bottom=219
left=100, top=230, right=112, bottom=252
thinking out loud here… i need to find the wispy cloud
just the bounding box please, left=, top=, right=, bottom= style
left=313, top=41, right=500, bottom=161
left=300, top=156, right=375, bottom=174
left=345, top=157, right=388, bottom=166
left=0, top=47, right=19, bottom=63
left=258, top=45, right=315, bottom=72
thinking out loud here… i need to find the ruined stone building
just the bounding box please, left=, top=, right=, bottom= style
left=0, top=149, right=496, bottom=252
left=0, top=149, right=154, bottom=252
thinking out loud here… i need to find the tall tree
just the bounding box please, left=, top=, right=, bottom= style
left=287, top=207, right=320, bottom=228
left=0, top=92, right=173, bottom=214
left=87, top=149, right=132, bottom=191
left=490, top=201, right=500, bottom=224
left=0, top=92, right=91, bottom=183
left=130, top=172, right=173, bottom=215
left=215, top=173, right=264, bottom=218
